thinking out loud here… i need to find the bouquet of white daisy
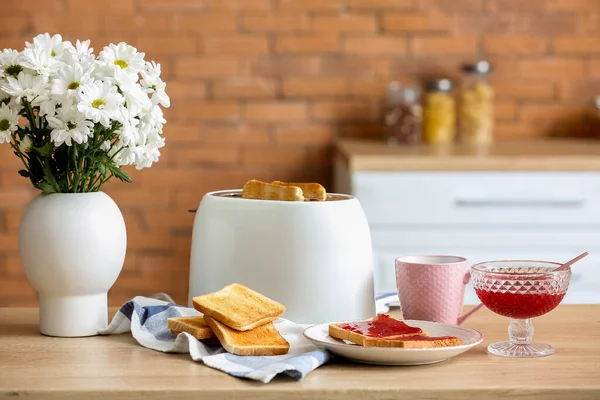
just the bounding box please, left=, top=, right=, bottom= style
left=0, top=33, right=169, bottom=193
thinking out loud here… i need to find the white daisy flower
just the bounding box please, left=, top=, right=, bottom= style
left=2, top=71, right=44, bottom=104
left=100, top=140, right=111, bottom=152
left=77, top=81, right=124, bottom=128
left=75, top=39, right=93, bottom=57
left=115, top=69, right=152, bottom=116
left=140, top=61, right=170, bottom=108
left=19, top=135, right=33, bottom=153
left=99, top=42, right=145, bottom=77
left=134, top=130, right=164, bottom=170
left=0, top=49, right=24, bottom=78
left=111, top=143, right=137, bottom=166
left=21, top=46, right=62, bottom=79
left=115, top=106, right=140, bottom=146
left=113, top=119, right=164, bottom=169
left=0, top=85, right=10, bottom=103
left=139, top=103, right=166, bottom=133
left=32, top=92, right=57, bottom=118
left=51, top=64, right=92, bottom=99
left=92, top=60, right=115, bottom=81
left=27, top=33, right=73, bottom=59
left=0, top=104, right=19, bottom=144
left=139, top=120, right=163, bottom=144
left=0, top=84, right=23, bottom=115
left=47, top=101, right=95, bottom=146
left=62, top=39, right=94, bottom=67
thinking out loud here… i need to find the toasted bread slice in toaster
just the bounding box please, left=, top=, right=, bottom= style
left=167, top=316, right=215, bottom=340
left=329, top=315, right=426, bottom=346
left=271, top=181, right=327, bottom=201
left=192, top=283, right=286, bottom=331
left=242, top=179, right=304, bottom=201
left=363, top=335, right=463, bottom=348
left=203, top=315, right=290, bottom=356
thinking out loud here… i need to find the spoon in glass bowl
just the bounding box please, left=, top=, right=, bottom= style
left=553, top=252, right=589, bottom=272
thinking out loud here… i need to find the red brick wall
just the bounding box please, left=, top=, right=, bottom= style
left=1, top=0, right=599, bottom=306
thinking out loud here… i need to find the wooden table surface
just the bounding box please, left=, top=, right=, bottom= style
left=1, top=305, right=599, bottom=400
left=336, top=138, right=600, bottom=171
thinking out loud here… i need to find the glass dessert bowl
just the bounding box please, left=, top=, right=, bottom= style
left=470, top=260, right=571, bottom=358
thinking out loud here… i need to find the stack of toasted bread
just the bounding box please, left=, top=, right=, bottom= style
left=242, top=179, right=327, bottom=201
left=329, top=314, right=463, bottom=348
left=167, top=283, right=289, bottom=356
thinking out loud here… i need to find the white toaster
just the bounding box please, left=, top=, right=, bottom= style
left=188, top=189, right=375, bottom=324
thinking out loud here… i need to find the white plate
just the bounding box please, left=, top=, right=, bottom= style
left=303, top=320, right=484, bottom=366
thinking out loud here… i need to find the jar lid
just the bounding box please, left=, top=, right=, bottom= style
left=386, top=81, right=404, bottom=103
left=461, top=61, right=492, bottom=74
left=403, top=87, right=419, bottom=103
left=426, top=78, right=453, bottom=92
left=387, top=81, right=402, bottom=92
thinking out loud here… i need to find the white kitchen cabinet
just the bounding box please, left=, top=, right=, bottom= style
left=334, top=139, right=600, bottom=305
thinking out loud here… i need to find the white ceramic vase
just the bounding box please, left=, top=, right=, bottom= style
left=19, top=192, right=127, bottom=337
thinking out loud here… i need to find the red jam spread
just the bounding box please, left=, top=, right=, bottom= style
left=381, top=335, right=457, bottom=342
left=336, top=314, right=423, bottom=338
left=475, top=289, right=565, bottom=319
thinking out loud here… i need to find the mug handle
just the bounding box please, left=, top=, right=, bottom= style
left=457, top=270, right=484, bottom=325
left=463, top=270, right=472, bottom=285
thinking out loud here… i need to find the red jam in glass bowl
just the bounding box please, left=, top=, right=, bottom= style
left=469, top=260, right=572, bottom=358
left=474, top=290, right=566, bottom=319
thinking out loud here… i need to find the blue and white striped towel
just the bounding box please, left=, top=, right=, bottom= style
left=99, top=296, right=330, bottom=383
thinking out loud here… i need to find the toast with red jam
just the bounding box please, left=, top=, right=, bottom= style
left=328, top=314, right=462, bottom=348
left=328, top=314, right=427, bottom=346
left=363, top=335, right=463, bottom=348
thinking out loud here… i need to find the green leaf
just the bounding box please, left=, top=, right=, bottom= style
left=37, top=182, right=56, bottom=195
left=33, top=142, right=53, bottom=157
left=106, top=163, right=132, bottom=183
left=28, top=154, right=44, bottom=184
left=40, top=156, right=61, bottom=193
left=18, top=169, right=30, bottom=178
left=98, top=162, right=108, bottom=177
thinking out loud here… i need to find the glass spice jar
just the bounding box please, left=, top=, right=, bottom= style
left=423, top=79, right=456, bottom=145
left=458, top=61, right=494, bottom=146
left=383, top=82, right=422, bottom=145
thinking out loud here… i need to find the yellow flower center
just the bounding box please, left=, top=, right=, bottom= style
left=51, top=50, right=56, bottom=57
left=114, top=60, right=128, bottom=69
left=67, top=121, right=76, bottom=130
left=92, top=99, right=106, bottom=109
left=0, top=119, right=9, bottom=131
left=67, top=82, right=80, bottom=90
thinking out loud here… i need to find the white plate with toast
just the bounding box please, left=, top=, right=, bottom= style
left=303, top=320, right=483, bottom=366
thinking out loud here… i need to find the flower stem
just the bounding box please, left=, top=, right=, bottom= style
left=9, top=136, right=31, bottom=176
left=23, top=102, right=36, bottom=130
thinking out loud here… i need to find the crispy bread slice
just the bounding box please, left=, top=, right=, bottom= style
left=167, top=316, right=215, bottom=340
left=192, top=283, right=286, bottom=331
left=363, top=335, right=463, bottom=348
left=329, top=315, right=426, bottom=346
left=170, top=330, right=221, bottom=345
left=271, top=181, right=327, bottom=201
left=204, top=315, right=289, bottom=356
left=242, top=179, right=304, bottom=201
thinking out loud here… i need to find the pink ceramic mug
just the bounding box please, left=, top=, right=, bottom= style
left=395, top=255, right=483, bottom=325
